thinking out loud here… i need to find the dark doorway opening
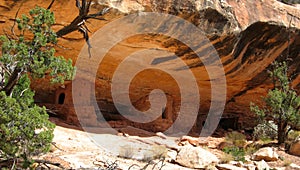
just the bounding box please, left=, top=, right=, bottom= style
left=162, top=107, right=167, bottom=119
left=58, top=93, right=65, bottom=104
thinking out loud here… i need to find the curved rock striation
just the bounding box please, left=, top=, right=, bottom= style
left=0, top=0, right=299, bottom=133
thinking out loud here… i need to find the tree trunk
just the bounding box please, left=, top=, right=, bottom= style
left=56, top=16, right=82, bottom=37
left=277, top=123, right=287, bottom=144
left=2, top=68, right=21, bottom=96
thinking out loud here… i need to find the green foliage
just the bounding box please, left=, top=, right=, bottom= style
left=222, top=131, right=247, bottom=162
left=0, top=6, right=75, bottom=168
left=0, top=90, right=55, bottom=167
left=250, top=61, right=300, bottom=144
left=0, top=6, right=75, bottom=86
left=222, top=146, right=245, bottom=162
left=12, top=75, right=35, bottom=108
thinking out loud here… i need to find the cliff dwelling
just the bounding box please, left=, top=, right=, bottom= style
left=24, top=0, right=300, bottom=135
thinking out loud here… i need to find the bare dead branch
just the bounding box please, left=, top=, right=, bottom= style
left=79, top=27, right=92, bottom=57
left=76, top=0, right=81, bottom=9
left=55, top=0, right=110, bottom=57
left=128, top=164, right=141, bottom=169
left=51, top=142, right=66, bottom=152
left=34, top=159, right=66, bottom=169
left=47, top=0, right=55, bottom=10
left=11, top=1, right=24, bottom=36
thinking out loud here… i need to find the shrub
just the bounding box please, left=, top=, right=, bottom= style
left=220, top=153, right=234, bottom=163
left=244, top=145, right=258, bottom=155
left=225, top=131, right=247, bottom=148
left=222, top=146, right=245, bottom=162
left=222, top=131, right=247, bottom=162
left=253, top=121, right=277, bottom=141
left=149, top=145, right=168, bottom=159
left=142, top=145, right=168, bottom=162
left=119, top=145, right=135, bottom=159
left=287, top=130, right=300, bottom=141
left=283, top=159, right=292, bottom=167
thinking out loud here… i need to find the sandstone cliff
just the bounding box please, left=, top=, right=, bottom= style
left=0, top=0, right=299, bottom=133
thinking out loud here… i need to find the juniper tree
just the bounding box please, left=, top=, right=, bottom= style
left=0, top=6, right=75, bottom=168
left=251, top=61, right=300, bottom=144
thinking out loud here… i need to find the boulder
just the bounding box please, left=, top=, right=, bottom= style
left=254, top=160, right=270, bottom=170
left=175, top=145, right=219, bottom=169
left=289, top=137, right=300, bottom=156
left=217, top=164, right=247, bottom=170
left=166, top=150, right=177, bottom=162
left=243, top=163, right=256, bottom=170
left=178, top=136, right=208, bottom=147
left=229, top=161, right=245, bottom=167
left=156, top=132, right=167, bottom=139
left=289, top=163, right=300, bottom=169
left=252, top=147, right=279, bottom=162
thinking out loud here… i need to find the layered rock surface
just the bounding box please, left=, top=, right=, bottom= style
left=0, top=0, right=299, bottom=133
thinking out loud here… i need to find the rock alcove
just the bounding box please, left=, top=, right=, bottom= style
left=0, top=0, right=299, bottom=135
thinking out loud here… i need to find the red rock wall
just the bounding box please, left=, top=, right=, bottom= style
left=0, top=0, right=299, bottom=132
